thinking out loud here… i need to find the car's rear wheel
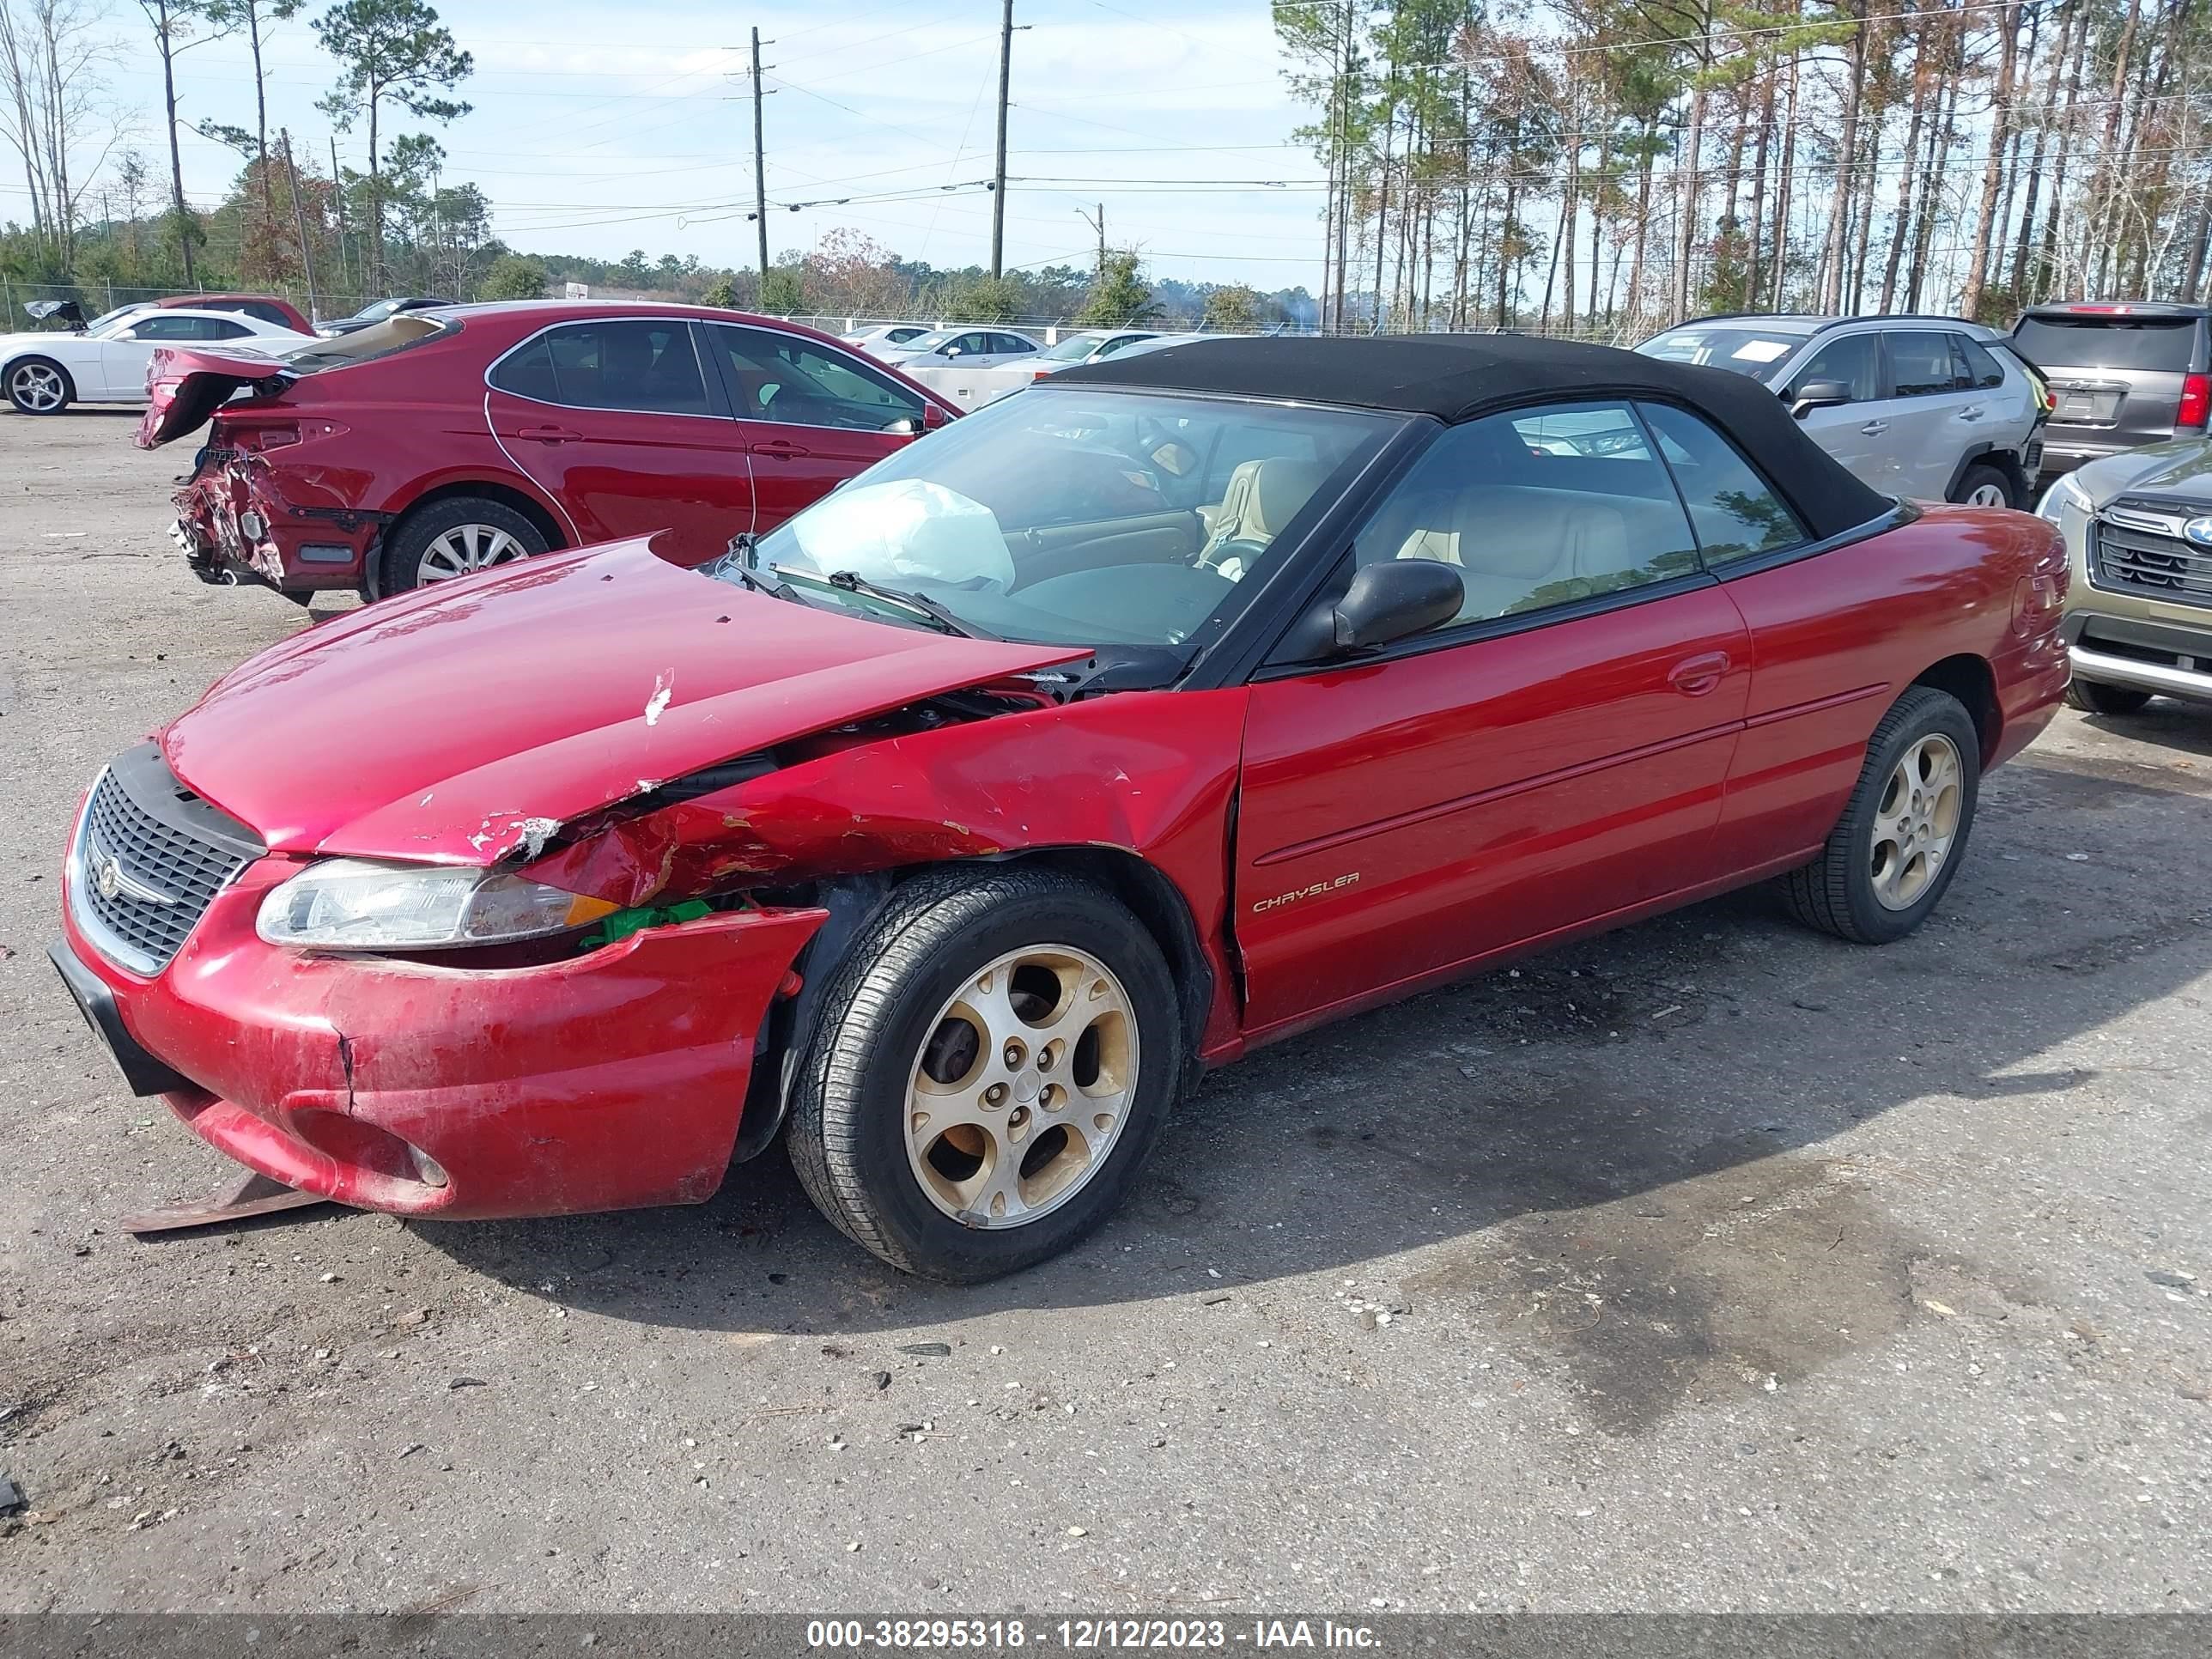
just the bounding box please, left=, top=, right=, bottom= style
left=6, top=357, right=72, bottom=415
left=1783, top=685, right=1980, bottom=945
left=789, top=866, right=1182, bottom=1282
left=1951, top=463, right=2014, bottom=508
left=380, top=496, right=549, bottom=595
left=2063, top=678, right=2154, bottom=716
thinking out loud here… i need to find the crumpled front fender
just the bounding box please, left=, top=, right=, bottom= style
left=68, top=858, right=828, bottom=1218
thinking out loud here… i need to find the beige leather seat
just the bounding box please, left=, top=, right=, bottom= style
left=1200, top=458, right=1328, bottom=567
left=1394, top=486, right=1638, bottom=619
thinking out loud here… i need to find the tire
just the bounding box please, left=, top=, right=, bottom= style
left=1950, top=462, right=2015, bottom=509
left=378, top=496, right=549, bottom=595
left=789, top=866, right=1184, bottom=1282
left=5, top=356, right=73, bottom=416
left=2063, top=678, right=2153, bottom=716
left=1783, top=685, right=1981, bottom=945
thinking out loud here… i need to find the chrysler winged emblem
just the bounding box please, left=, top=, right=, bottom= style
left=86, top=830, right=179, bottom=906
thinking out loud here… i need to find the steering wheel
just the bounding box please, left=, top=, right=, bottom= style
left=1197, top=537, right=1270, bottom=578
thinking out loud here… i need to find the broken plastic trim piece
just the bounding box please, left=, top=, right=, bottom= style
left=122, top=1168, right=331, bottom=1235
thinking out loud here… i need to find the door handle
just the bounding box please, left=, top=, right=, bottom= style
left=1859, top=420, right=1889, bottom=435
left=1959, top=405, right=1984, bottom=421
left=517, top=424, right=580, bottom=444
left=750, top=438, right=812, bottom=459
left=1668, top=652, right=1731, bottom=697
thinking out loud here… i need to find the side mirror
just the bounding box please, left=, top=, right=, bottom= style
left=923, top=402, right=953, bottom=430
left=1788, top=378, right=1851, bottom=419
left=1331, top=560, right=1463, bottom=653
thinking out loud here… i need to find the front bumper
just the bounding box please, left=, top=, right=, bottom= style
left=2063, top=611, right=2212, bottom=706
left=173, top=454, right=385, bottom=592
left=55, top=855, right=826, bottom=1219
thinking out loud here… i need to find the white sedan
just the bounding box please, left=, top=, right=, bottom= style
left=2, top=307, right=314, bottom=415
left=878, top=326, right=1042, bottom=370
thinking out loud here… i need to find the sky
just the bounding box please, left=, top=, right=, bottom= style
left=86, top=0, right=1335, bottom=292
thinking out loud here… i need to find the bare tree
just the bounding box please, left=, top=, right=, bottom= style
left=0, top=0, right=118, bottom=264
left=137, top=0, right=230, bottom=284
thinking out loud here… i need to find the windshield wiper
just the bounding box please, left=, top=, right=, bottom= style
left=775, top=567, right=999, bottom=640
left=717, top=534, right=812, bottom=608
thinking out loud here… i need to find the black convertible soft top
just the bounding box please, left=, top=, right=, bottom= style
left=1052, top=333, right=1892, bottom=541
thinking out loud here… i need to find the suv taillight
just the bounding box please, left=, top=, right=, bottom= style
left=2180, top=372, right=2210, bottom=430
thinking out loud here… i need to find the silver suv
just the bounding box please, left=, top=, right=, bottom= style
left=1635, top=313, right=2045, bottom=507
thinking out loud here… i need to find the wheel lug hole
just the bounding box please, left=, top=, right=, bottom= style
left=1038, top=1042, right=1060, bottom=1072
left=1007, top=1105, right=1030, bottom=1132
left=983, top=1082, right=1009, bottom=1108
left=1002, top=1039, right=1026, bottom=1070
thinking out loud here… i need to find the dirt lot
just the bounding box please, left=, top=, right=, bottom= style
left=2, top=408, right=2210, bottom=1614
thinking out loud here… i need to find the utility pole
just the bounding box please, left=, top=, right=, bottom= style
left=330, top=135, right=352, bottom=301
left=281, top=130, right=320, bottom=325
left=991, top=0, right=1013, bottom=277
left=1078, top=204, right=1106, bottom=280
left=751, top=27, right=771, bottom=287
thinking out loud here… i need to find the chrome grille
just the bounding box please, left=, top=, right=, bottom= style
left=2091, top=507, right=2212, bottom=610
left=70, top=750, right=260, bottom=975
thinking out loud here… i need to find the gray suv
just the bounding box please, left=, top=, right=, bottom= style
left=1636, top=313, right=2045, bottom=507
left=2012, top=302, right=2212, bottom=477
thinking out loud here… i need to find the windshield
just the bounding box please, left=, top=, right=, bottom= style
left=898, top=329, right=957, bottom=352
left=1035, top=334, right=1109, bottom=362
left=86, top=311, right=155, bottom=339
left=347, top=298, right=406, bottom=324
left=717, top=386, right=1399, bottom=660
left=1636, top=325, right=1809, bottom=380
left=82, top=304, right=149, bottom=333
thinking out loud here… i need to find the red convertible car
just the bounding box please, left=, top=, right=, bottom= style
left=137, top=300, right=957, bottom=599
left=56, top=337, right=2068, bottom=1280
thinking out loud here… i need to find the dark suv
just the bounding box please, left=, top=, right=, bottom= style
left=2013, top=302, right=2212, bottom=477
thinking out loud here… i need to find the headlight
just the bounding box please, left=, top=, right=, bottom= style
left=2036, top=472, right=2089, bottom=522
left=257, top=858, right=617, bottom=951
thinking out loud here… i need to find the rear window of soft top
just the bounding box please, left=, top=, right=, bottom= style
left=2012, top=314, right=2200, bottom=373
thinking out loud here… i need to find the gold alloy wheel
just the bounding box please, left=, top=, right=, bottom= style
left=905, top=945, right=1139, bottom=1229
left=1869, top=732, right=1964, bottom=911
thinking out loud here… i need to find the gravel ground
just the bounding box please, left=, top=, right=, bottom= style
left=2, top=409, right=2209, bottom=1615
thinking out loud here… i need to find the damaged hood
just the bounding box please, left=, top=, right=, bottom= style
left=160, top=538, right=1088, bottom=864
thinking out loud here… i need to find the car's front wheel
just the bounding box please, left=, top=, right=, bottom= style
left=5, top=357, right=73, bottom=415
left=2063, top=678, right=2154, bottom=716
left=380, top=496, right=549, bottom=595
left=1951, top=463, right=2015, bottom=508
left=1783, top=685, right=1981, bottom=945
left=789, top=866, right=1183, bottom=1282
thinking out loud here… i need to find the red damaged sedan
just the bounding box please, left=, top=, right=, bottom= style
left=139, top=300, right=956, bottom=599
left=55, top=337, right=2069, bottom=1280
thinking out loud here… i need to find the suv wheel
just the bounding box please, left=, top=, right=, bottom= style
left=2063, top=678, right=2153, bottom=716
left=1951, top=463, right=2014, bottom=508
left=380, top=496, right=549, bottom=595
